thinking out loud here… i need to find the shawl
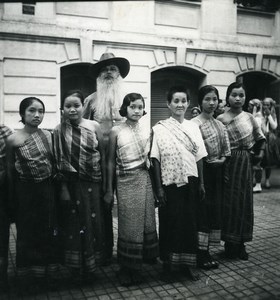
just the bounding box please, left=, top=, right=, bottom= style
left=116, top=122, right=150, bottom=175
left=150, top=117, right=207, bottom=186
left=53, top=120, right=101, bottom=181
left=198, top=118, right=231, bottom=162
left=14, top=129, right=53, bottom=182
left=226, top=112, right=265, bottom=150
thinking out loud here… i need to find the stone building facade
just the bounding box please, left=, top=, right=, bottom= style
left=0, top=0, right=280, bottom=129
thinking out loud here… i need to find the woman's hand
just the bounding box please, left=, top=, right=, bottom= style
left=252, top=149, right=264, bottom=165
left=60, top=182, right=71, bottom=201
left=199, top=183, right=205, bottom=202
left=156, top=186, right=167, bottom=207
left=104, top=191, right=114, bottom=210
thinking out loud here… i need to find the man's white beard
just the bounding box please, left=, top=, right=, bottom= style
left=95, top=76, right=123, bottom=120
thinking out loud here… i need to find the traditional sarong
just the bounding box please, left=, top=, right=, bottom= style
left=194, top=118, right=231, bottom=249
left=57, top=178, right=100, bottom=273
left=159, top=177, right=199, bottom=267
left=53, top=121, right=105, bottom=269
left=116, top=168, right=158, bottom=270
left=221, top=150, right=253, bottom=243
left=220, top=112, right=265, bottom=244
left=198, top=163, right=224, bottom=249
left=13, top=129, right=59, bottom=278
left=15, top=178, right=59, bottom=278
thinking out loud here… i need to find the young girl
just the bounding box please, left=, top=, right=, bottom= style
left=0, top=125, right=13, bottom=293
left=53, top=90, right=106, bottom=283
left=217, top=82, right=265, bottom=260
left=192, top=85, right=231, bottom=269
left=6, top=97, right=58, bottom=294
left=104, top=93, right=158, bottom=286
left=150, top=86, right=207, bottom=281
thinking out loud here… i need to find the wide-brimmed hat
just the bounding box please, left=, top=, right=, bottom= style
left=89, top=52, right=130, bottom=79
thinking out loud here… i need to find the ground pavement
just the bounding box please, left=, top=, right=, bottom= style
left=2, top=168, right=280, bottom=300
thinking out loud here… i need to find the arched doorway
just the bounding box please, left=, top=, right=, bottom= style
left=60, top=63, right=95, bottom=107
left=151, top=66, right=206, bottom=126
left=237, top=71, right=278, bottom=109
left=237, top=71, right=280, bottom=128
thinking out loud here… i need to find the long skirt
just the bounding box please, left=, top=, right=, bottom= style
left=0, top=179, right=10, bottom=282
left=58, top=179, right=105, bottom=273
left=116, top=168, right=158, bottom=270
left=198, top=162, right=223, bottom=250
left=15, top=178, right=59, bottom=279
left=160, top=177, right=199, bottom=267
left=221, top=150, right=253, bottom=244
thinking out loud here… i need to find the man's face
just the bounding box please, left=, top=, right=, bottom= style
left=99, top=64, right=120, bottom=81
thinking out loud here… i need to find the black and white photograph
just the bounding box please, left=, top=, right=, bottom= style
left=0, top=0, right=280, bottom=299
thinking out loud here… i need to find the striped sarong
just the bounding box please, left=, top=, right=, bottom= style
left=116, top=168, right=158, bottom=270
left=221, top=149, right=253, bottom=243
left=198, top=162, right=223, bottom=250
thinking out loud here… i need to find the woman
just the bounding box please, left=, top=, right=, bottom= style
left=150, top=86, right=207, bottom=281
left=53, top=90, right=106, bottom=282
left=104, top=93, right=158, bottom=286
left=0, top=125, right=13, bottom=293
left=261, top=97, right=278, bottom=189
left=217, top=82, right=265, bottom=260
left=192, top=85, right=231, bottom=269
left=7, top=97, right=59, bottom=294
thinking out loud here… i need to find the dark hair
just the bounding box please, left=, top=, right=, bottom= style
left=198, top=85, right=219, bottom=106
left=19, top=97, right=45, bottom=124
left=119, top=93, right=146, bottom=117
left=225, top=82, right=246, bottom=106
left=167, top=86, right=190, bottom=103
left=61, top=90, right=84, bottom=108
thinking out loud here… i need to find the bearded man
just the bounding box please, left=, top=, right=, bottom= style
left=82, top=52, right=130, bottom=264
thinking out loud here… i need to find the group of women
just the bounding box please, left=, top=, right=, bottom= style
left=0, top=81, right=267, bottom=294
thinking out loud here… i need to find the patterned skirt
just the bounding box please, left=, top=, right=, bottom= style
left=58, top=178, right=105, bottom=273
left=198, top=162, right=223, bottom=250
left=116, top=168, right=158, bottom=270
left=160, top=177, right=199, bottom=267
left=221, top=150, right=254, bottom=244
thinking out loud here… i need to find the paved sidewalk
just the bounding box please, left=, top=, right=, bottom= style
left=2, top=169, right=280, bottom=299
